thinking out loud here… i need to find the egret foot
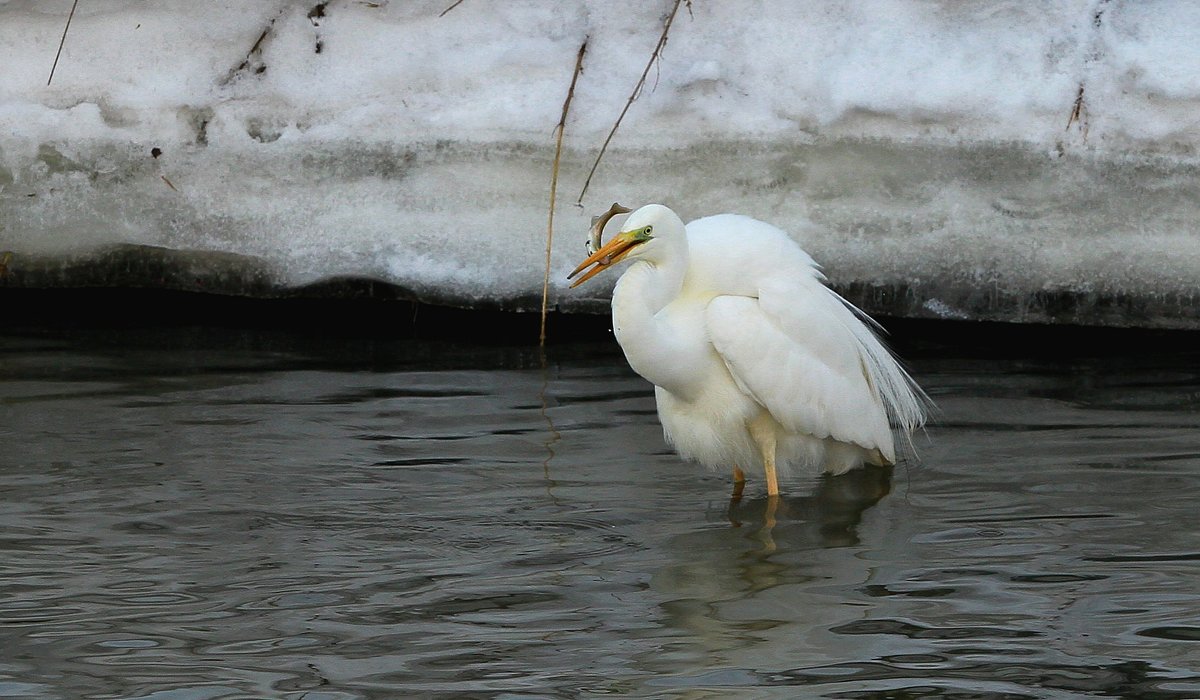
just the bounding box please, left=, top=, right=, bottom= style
left=731, top=465, right=746, bottom=501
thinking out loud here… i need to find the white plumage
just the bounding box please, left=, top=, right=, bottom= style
left=569, top=204, right=929, bottom=496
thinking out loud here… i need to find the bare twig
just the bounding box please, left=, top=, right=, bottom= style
left=576, top=0, right=685, bottom=205
left=540, top=38, right=589, bottom=346
left=1066, top=83, right=1089, bottom=143
left=1066, top=85, right=1084, bottom=130
left=220, top=7, right=291, bottom=85
left=47, top=0, right=80, bottom=86
left=160, top=175, right=179, bottom=192
left=439, top=0, right=465, bottom=17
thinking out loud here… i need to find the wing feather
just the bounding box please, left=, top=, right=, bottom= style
left=706, top=275, right=926, bottom=461
left=690, top=212, right=930, bottom=462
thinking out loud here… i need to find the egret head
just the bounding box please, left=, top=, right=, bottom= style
left=568, top=204, right=685, bottom=287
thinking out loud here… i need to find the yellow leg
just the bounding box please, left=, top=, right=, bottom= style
left=731, top=465, right=746, bottom=500
left=763, top=453, right=780, bottom=497
left=749, top=414, right=780, bottom=497
left=727, top=465, right=746, bottom=527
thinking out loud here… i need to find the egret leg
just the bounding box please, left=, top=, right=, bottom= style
left=749, top=415, right=780, bottom=497
left=763, top=453, right=780, bottom=497
left=731, top=465, right=746, bottom=500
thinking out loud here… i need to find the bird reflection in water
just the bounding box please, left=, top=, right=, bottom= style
left=725, top=465, right=894, bottom=552
left=720, top=465, right=892, bottom=552
left=644, top=465, right=896, bottom=671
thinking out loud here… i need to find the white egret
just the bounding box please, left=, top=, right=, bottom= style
left=569, top=204, right=929, bottom=497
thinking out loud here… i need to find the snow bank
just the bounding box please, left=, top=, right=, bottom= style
left=2, top=1, right=1199, bottom=328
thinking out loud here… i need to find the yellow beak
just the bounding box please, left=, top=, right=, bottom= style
left=567, top=230, right=644, bottom=288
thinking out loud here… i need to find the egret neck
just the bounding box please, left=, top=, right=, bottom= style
left=610, top=239, right=705, bottom=401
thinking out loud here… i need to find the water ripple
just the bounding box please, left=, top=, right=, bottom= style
left=2, top=330, right=1199, bottom=698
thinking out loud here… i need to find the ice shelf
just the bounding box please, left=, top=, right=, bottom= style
left=3, top=1, right=1199, bottom=328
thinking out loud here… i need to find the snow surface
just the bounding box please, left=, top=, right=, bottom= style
left=2, top=1, right=1200, bottom=326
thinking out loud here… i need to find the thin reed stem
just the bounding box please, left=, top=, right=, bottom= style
left=576, top=0, right=684, bottom=205
left=540, top=38, right=589, bottom=346
left=47, top=0, right=80, bottom=86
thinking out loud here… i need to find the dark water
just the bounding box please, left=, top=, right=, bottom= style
left=1, top=324, right=1199, bottom=699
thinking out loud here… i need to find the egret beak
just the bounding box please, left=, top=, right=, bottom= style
left=568, top=229, right=644, bottom=288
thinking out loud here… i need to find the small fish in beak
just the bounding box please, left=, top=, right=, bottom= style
left=569, top=202, right=633, bottom=287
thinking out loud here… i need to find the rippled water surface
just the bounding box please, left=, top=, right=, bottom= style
left=2, top=324, right=1199, bottom=699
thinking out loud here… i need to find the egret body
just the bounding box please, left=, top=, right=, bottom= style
left=569, top=204, right=929, bottom=497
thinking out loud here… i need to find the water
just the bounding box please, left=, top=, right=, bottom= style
left=1, top=323, right=1199, bottom=699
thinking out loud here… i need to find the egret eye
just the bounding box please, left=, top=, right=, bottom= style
left=644, top=225, right=653, bottom=235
